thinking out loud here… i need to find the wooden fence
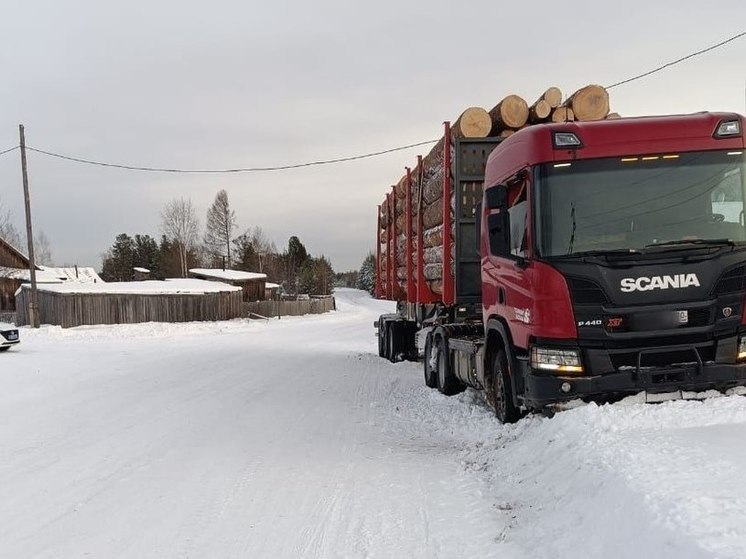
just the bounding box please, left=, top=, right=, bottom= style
left=15, top=288, right=243, bottom=328
left=0, top=311, right=15, bottom=324
left=244, top=297, right=335, bottom=318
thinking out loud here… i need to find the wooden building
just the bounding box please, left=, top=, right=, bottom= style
left=189, top=269, right=268, bottom=302
left=0, top=238, right=31, bottom=312
left=133, top=267, right=151, bottom=281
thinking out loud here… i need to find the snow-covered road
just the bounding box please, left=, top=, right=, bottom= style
left=3, top=288, right=746, bottom=558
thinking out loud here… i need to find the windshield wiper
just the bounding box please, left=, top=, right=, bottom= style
left=644, top=238, right=735, bottom=249
left=555, top=248, right=640, bottom=259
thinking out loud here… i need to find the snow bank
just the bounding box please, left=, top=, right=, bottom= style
left=386, top=381, right=746, bottom=559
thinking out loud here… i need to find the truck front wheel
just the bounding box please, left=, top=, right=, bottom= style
left=493, top=349, right=520, bottom=424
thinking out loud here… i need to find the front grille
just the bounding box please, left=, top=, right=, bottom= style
left=713, top=266, right=746, bottom=296
left=567, top=277, right=609, bottom=305
left=609, top=345, right=714, bottom=370
left=688, top=308, right=712, bottom=327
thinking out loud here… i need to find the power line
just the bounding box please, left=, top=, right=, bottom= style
left=607, top=30, right=746, bottom=89
left=26, top=139, right=439, bottom=174
left=8, top=31, right=744, bottom=174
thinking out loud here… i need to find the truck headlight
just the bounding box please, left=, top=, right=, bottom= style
left=738, top=337, right=746, bottom=361
left=531, top=346, right=583, bottom=374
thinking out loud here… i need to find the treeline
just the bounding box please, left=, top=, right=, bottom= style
left=333, top=252, right=375, bottom=296
left=99, top=190, right=335, bottom=296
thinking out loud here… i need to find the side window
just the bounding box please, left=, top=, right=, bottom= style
left=509, top=202, right=527, bottom=257
left=508, top=177, right=528, bottom=257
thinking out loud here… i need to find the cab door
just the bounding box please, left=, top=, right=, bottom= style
left=481, top=170, right=534, bottom=349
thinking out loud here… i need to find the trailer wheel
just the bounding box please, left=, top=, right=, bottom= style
left=387, top=323, right=401, bottom=363
left=493, top=349, right=520, bottom=424
left=435, top=336, right=464, bottom=396
left=423, top=332, right=437, bottom=388
left=377, top=318, right=386, bottom=358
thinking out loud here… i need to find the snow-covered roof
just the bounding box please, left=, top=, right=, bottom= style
left=189, top=268, right=267, bottom=282
left=38, top=266, right=103, bottom=283
left=20, top=278, right=240, bottom=295
left=0, top=267, right=65, bottom=283
left=266, top=282, right=280, bottom=289
left=133, top=267, right=150, bottom=273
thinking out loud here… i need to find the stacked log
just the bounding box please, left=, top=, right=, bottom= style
left=380, top=84, right=616, bottom=295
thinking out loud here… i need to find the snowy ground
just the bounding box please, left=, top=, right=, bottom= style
left=2, top=289, right=746, bottom=558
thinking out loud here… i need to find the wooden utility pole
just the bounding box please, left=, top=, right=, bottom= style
left=19, top=124, right=40, bottom=328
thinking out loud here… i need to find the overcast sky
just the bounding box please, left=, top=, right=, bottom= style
left=0, top=0, right=745, bottom=273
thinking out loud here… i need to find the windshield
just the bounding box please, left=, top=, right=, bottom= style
left=535, top=150, right=746, bottom=257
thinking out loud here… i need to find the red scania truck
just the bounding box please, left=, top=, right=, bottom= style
left=375, top=112, right=746, bottom=422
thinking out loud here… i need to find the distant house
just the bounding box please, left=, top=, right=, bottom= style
left=265, top=282, right=280, bottom=300
left=0, top=237, right=28, bottom=269
left=189, top=268, right=268, bottom=302
left=133, top=267, right=151, bottom=281
left=0, top=238, right=32, bottom=312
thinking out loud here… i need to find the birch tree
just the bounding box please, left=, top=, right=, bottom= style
left=161, top=197, right=200, bottom=277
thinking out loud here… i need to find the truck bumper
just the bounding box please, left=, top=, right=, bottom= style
left=522, top=362, right=746, bottom=409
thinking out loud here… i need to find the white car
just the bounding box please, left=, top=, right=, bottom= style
left=0, top=323, right=19, bottom=351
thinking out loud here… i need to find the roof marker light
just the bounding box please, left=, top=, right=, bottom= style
left=715, top=120, right=741, bottom=138
left=663, top=155, right=680, bottom=159
left=728, top=151, right=744, bottom=156
left=642, top=156, right=660, bottom=161
left=553, top=132, right=582, bottom=148
left=554, top=163, right=572, bottom=168
left=621, top=157, right=638, bottom=162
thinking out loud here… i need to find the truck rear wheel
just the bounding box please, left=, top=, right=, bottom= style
left=435, top=336, right=464, bottom=396
left=493, top=349, right=520, bottom=424
left=423, top=331, right=437, bottom=388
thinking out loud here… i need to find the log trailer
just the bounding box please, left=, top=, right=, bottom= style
left=375, top=112, right=746, bottom=421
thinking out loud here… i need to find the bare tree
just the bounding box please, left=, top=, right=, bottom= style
left=204, top=189, right=237, bottom=267
left=249, top=226, right=276, bottom=272
left=161, top=197, right=200, bottom=277
left=34, top=231, right=53, bottom=266
left=0, top=197, right=22, bottom=250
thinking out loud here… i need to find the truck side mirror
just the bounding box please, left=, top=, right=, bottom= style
left=485, top=186, right=508, bottom=210
left=487, top=210, right=511, bottom=257
left=484, top=185, right=511, bottom=256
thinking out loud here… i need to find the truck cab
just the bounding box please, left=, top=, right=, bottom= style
left=482, top=113, right=746, bottom=416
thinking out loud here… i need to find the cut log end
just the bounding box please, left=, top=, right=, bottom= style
left=490, top=94, right=529, bottom=131
left=551, top=106, right=575, bottom=123
left=454, top=107, right=492, bottom=138
left=543, top=87, right=563, bottom=108
left=529, top=99, right=552, bottom=123
left=568, top=84, right=609, bottom=121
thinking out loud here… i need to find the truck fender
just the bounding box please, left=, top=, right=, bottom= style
left=484, top=317, right=521, bottom=408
